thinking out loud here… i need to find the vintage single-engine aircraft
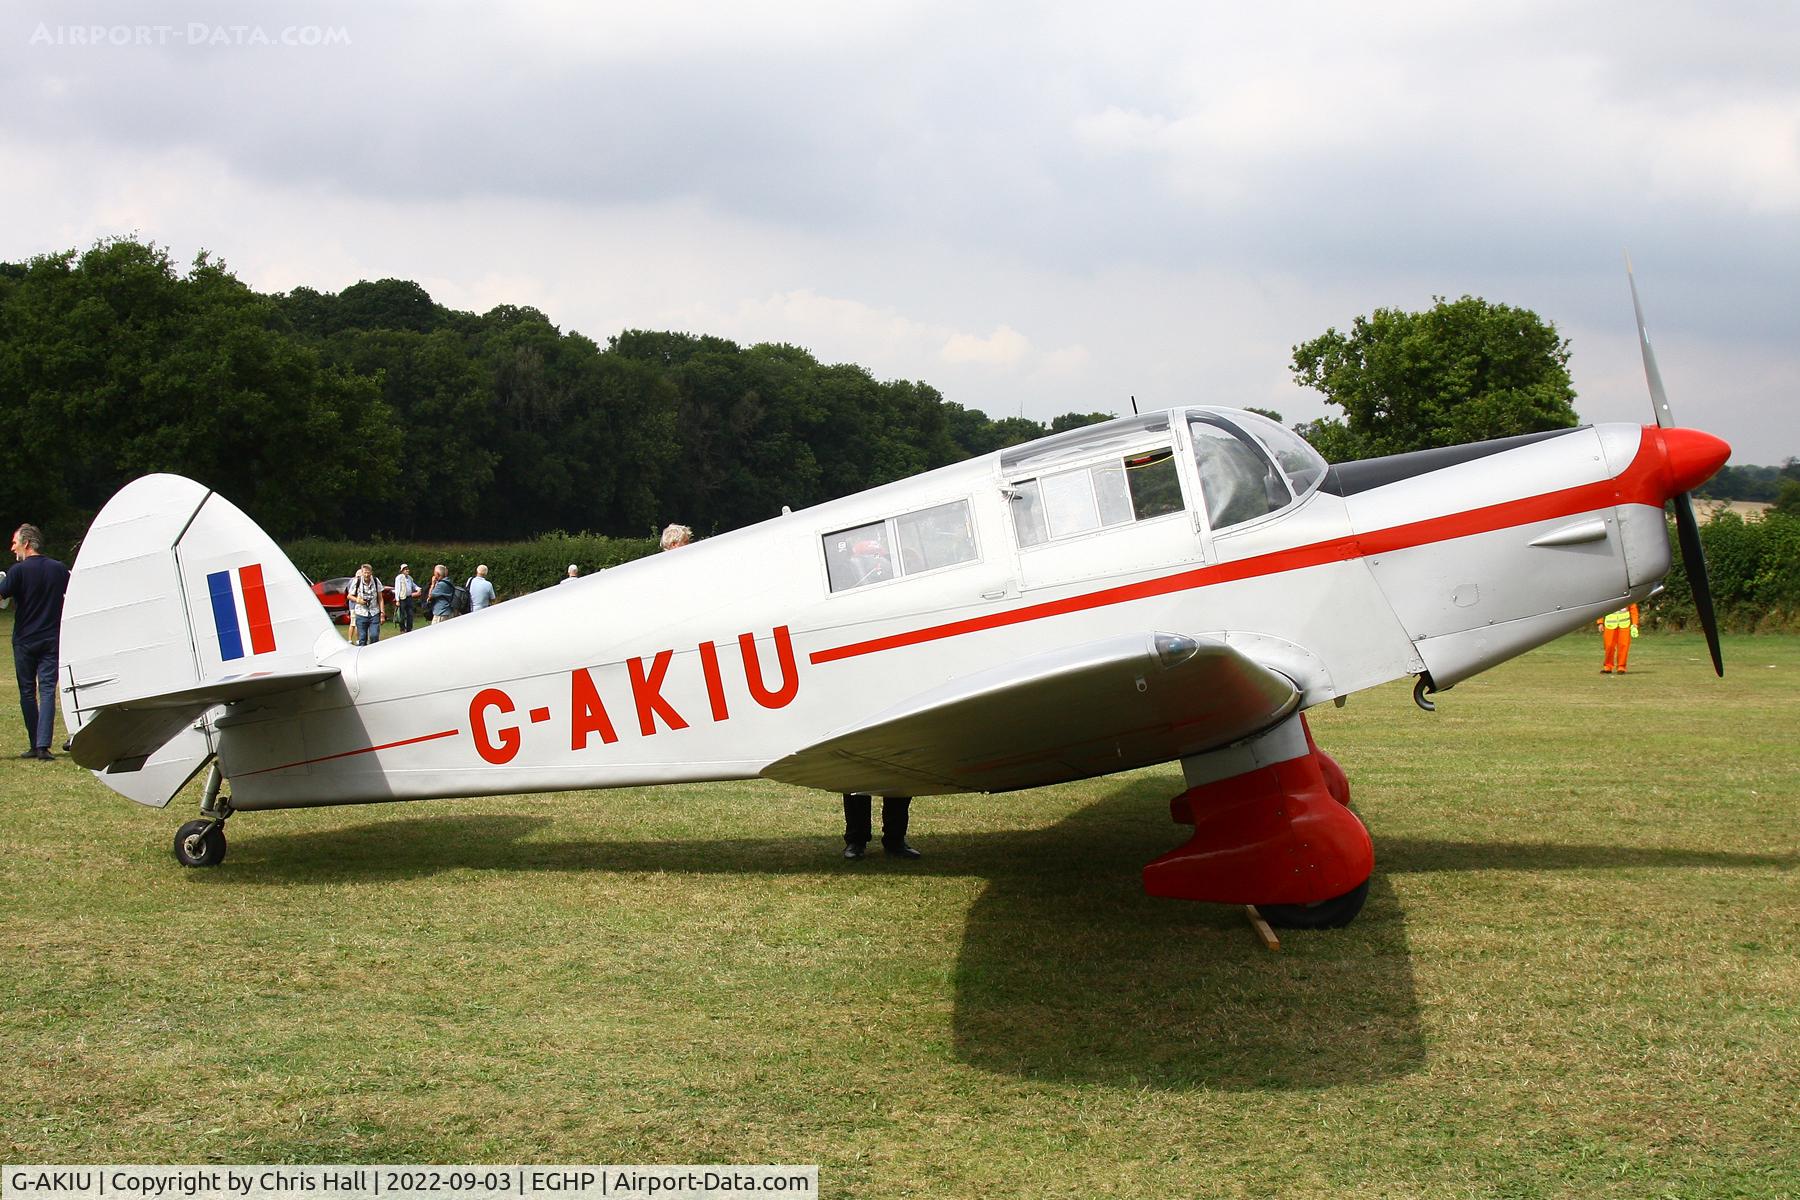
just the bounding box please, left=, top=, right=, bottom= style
left=57, top=274, right=1729, bottom=928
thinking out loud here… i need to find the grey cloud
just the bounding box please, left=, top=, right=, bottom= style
left=4, top=0, right=1795, bottom=454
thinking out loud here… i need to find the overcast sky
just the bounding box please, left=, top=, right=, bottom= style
left=5, top=0, right=1797, bottom=460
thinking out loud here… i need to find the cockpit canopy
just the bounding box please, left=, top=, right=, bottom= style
left=1188, top=408, right=1328, bottom=529
left=999, top=407, right=1327, bottom=539
left=822, top=407, right=1329, bottom=594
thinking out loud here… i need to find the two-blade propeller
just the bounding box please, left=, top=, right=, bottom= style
left=1627, top=259, right=1724, bottom=676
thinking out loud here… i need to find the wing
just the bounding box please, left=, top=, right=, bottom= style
left=763, top=632, right=1300, bottom=796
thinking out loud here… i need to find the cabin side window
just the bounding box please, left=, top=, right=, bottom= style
left=824, top=499, right=978, bottom=593
left=1125, top=447, right=1183, bottom=520
left=823, top=521, right=893, bottom=592
left=1007, top=446, right=1183, bottom=548
left=1188, top=418, right=1291, bottom=530
left=896, top=500, right=979, bottom=574
left=1010, top=479, right=1049, bottom=548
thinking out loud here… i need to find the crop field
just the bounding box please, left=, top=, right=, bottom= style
left=2, top=630, right=1796, bottom=1198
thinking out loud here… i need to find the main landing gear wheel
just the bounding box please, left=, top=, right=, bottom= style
left=1257, top=879, right=1370, bottom=930
left=173, top=819, right=227, bottom=868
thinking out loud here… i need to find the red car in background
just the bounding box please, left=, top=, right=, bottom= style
left=311, top=576, right=397, bottom=626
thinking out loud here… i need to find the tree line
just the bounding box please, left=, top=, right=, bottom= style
left=11, top=241, right=1792, bottom=627
left=1698, top=460, right=1800, bottom=510
left=17, top=236, right=1732, bottom=552
left=1, top=238, right=1109, bottom=543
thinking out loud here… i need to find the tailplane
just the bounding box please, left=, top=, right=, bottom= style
left=59, top=475, right=340, bottom=805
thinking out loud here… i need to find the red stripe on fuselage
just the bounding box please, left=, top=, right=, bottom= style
left=811, top=431, right=1666, bottom=666
left=230, top=433, right=1672, bottom=772
left=237, top=727, right=461, bottom=777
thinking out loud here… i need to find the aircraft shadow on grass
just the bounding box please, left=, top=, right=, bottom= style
left=218, top=782, right=1793, bottom=1092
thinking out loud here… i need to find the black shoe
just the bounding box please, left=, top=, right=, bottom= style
left=31, top=748, right=53, bottom=761
left=843, top=842, right=866, bottom=860
left=883, top=841, right=922, bottom=860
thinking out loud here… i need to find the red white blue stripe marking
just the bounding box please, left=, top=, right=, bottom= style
left=207, top=564, right=277, bottom=661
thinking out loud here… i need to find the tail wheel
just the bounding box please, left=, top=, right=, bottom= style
left=173, top=819, right=227, bottom=868
left=1258, top=879, right=1370, bottom=930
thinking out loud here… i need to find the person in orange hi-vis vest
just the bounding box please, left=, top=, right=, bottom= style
left=1597, top=604, right=1640, bottom=674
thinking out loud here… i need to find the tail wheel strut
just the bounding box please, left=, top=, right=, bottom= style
left=173, top=763, right=233, bottom=868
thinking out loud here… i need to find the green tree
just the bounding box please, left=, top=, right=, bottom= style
left=476, top=308, right=678, bottom=537
left=1049, top=411, right=1114, bottom=434
left=1772, top=479, right=1800, bottom=516
left=5, top=236, right=1150, bottom=543
left=318, top=327, right=498, bottom=536
left=0, top=239, right=399, bottom=539
left=1290, top=295, right=1578, bottom=461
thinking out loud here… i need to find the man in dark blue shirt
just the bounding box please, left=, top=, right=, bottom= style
left=0, top=524, right=71, bottom=760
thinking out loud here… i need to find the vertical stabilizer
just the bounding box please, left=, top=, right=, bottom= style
left=59, top=475, right=339, bottom=805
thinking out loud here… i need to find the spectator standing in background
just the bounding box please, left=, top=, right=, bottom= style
left=0, top=523, right=71, bottom=760
left=469, top=564, right=496, bottom=611
left=428, top=565, right=455, bottom=624
left=393, top=564, right=420, bottom=633
left=347, top=563, right=385, bottom=646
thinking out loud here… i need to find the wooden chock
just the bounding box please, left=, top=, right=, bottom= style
left=1244, top=905, right=1281, bottom=952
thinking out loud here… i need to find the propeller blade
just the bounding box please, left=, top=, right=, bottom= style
left=1626, top=254, right=1676, bottom=428
left=1628, top=259, right=1723, bottom=676
left=1671, top=491, right=1724, bottom=676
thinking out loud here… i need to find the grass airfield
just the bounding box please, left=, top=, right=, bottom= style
left=2, top=631, right=1795, bottom=1198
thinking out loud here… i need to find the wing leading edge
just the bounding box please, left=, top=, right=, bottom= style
left=763, top=632, right=1300, bottom=796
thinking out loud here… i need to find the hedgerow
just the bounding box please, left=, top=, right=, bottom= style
left=1648, top=510, right=1800, bottom=633
left=285, top=530, right=659, bottom=598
